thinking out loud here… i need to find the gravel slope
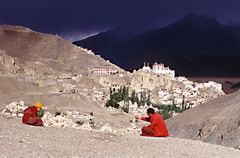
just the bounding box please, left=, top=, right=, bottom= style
left=0, top=115, right=239, bottom=158
left=167, top=90, right=240, bottom=148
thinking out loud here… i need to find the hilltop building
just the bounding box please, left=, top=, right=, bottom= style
left=137, top=62, right=175, bottom=78
left=152, top=62, right=175, bottom=78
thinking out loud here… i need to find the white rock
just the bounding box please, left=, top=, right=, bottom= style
left=99, top=123, right=116, bottom=133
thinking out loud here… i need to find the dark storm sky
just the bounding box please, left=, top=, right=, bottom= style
left=1, top=0, right=240, bottom=41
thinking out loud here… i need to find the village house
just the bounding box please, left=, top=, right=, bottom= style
left=93, top=90, right=107, bottom=101
left=91, top=67, right=118, bottom=75
left=157, top=79, right=225, bottom=108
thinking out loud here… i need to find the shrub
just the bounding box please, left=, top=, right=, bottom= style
left=105, top=99, right=119, bottom=109
left=122, top=106, right=129, bottom=113
left=55, top=111, right=61, bottom=117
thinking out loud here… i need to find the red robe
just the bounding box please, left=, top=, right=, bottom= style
left=141, top=112, right=169, bottom=137
left=22, top=106, right=43, bottom=126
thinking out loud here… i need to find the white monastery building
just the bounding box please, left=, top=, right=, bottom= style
left=139, top=62, right=175, bottom=78
left=152, top=62, right=175, bottom=78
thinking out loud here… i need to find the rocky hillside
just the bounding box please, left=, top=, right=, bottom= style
left=0, top=25, right=122, bottom=76
left=0, top=24, right=123, bottom=114
left=167, top=90, right=240, bottom=149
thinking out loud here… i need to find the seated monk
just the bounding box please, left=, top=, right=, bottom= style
left=22, top=102, right=44, bottom=126
left=135, top=108, right=169, bottom=137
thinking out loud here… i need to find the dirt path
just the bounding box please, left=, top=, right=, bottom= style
left=0, top=115, right=239, bottom=158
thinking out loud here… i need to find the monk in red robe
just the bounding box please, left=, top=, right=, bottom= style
left=22, top=102, right=44, bottom=126
left=136, top=108, right=169, bottom=137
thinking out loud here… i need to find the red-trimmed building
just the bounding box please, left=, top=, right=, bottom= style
left=92, top=67, right=118, bottom=75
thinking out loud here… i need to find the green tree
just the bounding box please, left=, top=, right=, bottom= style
left=122, top=86, right=129, bottom=101
left=130, top=90, right=139, bottom=104
left=105, top=98, right=119, bottom=109
left=146, top=91, right=151, bottom=105
left=122, top=102, right=129, bottom=113
left=105, top=86, right=130, bottom=109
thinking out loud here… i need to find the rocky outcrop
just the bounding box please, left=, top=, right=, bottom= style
left=0, top=50, right=22, bottom=75
left=2, top=101, right=117, bottom=133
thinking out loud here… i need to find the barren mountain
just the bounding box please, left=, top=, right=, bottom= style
left=0, top=24, right=123, bottom=118
left=74, top=13, right=240, bottom=77
left=0, top=25, right=122, bottom=76
left=73, top=24, right=156, bottom=60
left=167, top=90, right=240, bottom=149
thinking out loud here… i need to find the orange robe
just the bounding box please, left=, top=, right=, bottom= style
left=22, top=106, right=43, bottom=126
left=141, top=112, right=169, bottom=137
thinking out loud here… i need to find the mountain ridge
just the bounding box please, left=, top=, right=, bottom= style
left=73, top=13, right=240, bottom=77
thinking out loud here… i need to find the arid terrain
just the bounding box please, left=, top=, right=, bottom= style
left=0, top=25, right=240, bottom=158
left=1, top=114, right=240, bottom=158
left=167, top=90, right=240, bottom=149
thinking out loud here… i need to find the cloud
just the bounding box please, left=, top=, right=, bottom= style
left=59, top=29, right=106, bottom=42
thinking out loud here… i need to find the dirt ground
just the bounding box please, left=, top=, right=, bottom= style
left=0, top=115, right=240, bottom=158
left=167, top=90, right=240, bottom=149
